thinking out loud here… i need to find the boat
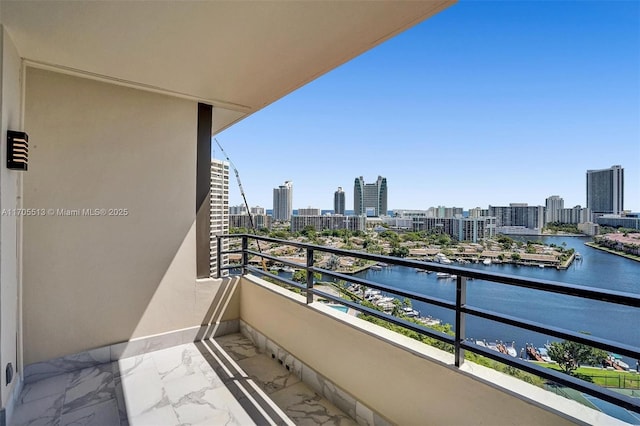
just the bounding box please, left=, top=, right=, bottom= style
left=482, top=258, right=492, bottom=265
left=434, top=253, right=452, bottom=264
left=537, top=347, right=552, bottom=363
left=402, top=307, right=420, bottom=317
left=538, top=264, right=545, bottom=268
left=281, top=266, right=294, bottom=273
left=436, top=272, right=451, bottom=279
left=370, top=265, right=383, bottom=271
left=575, top=252, right=582, bottom=260
left=377, top=262, right=389, bottom=267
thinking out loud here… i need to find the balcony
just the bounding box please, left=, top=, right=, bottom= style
left=9, top=235, right=639, bottom=425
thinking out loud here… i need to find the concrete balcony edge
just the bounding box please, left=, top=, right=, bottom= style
left=241, top=273, right=628, bottom=426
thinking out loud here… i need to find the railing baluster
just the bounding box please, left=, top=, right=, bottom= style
left=455, top=275, right=467, bottom=367
left=242, top=236, right=248, bottom=275
left=306, top=248, right=314, bottom=304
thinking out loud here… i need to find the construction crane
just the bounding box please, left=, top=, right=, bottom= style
left=213, top=138, right=267, bottom=271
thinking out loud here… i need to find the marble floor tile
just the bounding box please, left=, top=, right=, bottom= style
left=237, top=355, right=301, bottom=394
left=269, top=382, right=358, bottom=426
left=118, top=363, right=168, bottom=418
left=128, top=405, right=180, bottom=426
left=59, top=398, right=120, bottom=426
left=19, top=373, right=70, bottom=404
left=216, top=333, right=260, bottom=360
left=63, top=364, right=116, bottom=414
left=10, top=392, right=64, bottom=426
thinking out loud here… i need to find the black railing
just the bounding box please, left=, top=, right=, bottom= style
left=217, top=234, right=640, bottom=415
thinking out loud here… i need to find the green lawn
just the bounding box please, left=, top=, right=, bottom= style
left=533, top=362, right=640, bottom=388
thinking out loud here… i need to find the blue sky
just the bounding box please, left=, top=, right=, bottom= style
left=216, top=0, right=639, bottom=212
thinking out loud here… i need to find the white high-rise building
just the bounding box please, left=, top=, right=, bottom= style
left=273, top=181, right=293, bottom=221
left=545, top=195, right=564, bottom=224
left=211, top=159, right=229, bottom=277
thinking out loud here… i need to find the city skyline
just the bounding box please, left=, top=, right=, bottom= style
left=215, top=0, right=639, bottom=211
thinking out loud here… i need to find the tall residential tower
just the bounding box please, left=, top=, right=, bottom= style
left=545, top=195, right=564, bottom=223
left=273, top=180, right=293, bottom=221
left=586, top=165, right=624, bottom=216
left=334, top=187, right=345, bottom=215
left=211, top=159, right=229, bottom=277
left=354, top=176, right=387, bottom=217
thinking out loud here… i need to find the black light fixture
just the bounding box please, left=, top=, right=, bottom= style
left=7, top=130, right=28, bottom=171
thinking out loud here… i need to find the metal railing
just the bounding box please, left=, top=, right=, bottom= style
left=217, top=234, right=640, bottom=414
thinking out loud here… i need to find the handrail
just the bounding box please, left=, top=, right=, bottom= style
left=217, top=233, right=640, bottom=414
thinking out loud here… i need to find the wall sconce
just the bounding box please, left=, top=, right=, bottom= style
left=7, top=130, right=28, bottom=171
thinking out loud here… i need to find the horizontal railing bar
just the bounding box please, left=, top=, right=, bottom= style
left=312, top=289, right=455, bottom=345
left=464, top=306, right=640, bottom=360
left=219, top=264, right=242, bottom=271
left=220, top=234, right=640, bottom=307
left=219, top=249, right=244, bottom=255
left=246, top=266, right=307, bottom=292
left=312, top=267, right=457, bottom=311
left=462, top=342, right=640, bottom=414
left=245, top=250, right=306, bottom=269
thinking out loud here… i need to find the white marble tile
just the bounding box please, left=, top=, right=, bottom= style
left=237, top=355, right=300, bottom=395
left=63, top=364, right=115, bottom=414
left=24, top=348, right=110, bottom=384
left=59, top=398, right=120, bottom=426
left=119, top=363, right=168, bottom=418
left=128, top=405, right=180, bottom=426
left=163, top=371, right=215, bottom=405
left=269, top=382, right=357, bottom=426
left=11, top=392, right=64, bottom=426
left=115, top=354, right=155, bottom=378
left=240, top=321, right=267, bottom=354
left=216, top=333, right=260, bottom=360
left=19, top=373, right=69, bottom=404
left=355, top=401, right=375, bottom=426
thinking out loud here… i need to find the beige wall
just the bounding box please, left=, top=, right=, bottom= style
left=240, top=277, right=578, bottom=426
left=22, top=67, right=237, bottom=365
left=0, top=26, right=22, bottom=407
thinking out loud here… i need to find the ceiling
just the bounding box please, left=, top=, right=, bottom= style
left=1, top=1, right=456, bottom=133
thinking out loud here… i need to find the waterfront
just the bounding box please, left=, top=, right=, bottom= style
left=354, top=236, right=640, bottom=368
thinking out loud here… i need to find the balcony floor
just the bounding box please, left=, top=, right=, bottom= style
left=11, top=333, right=356, bottom=426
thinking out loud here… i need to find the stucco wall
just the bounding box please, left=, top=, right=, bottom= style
left=239, top=276, right=582, bottom=425
left=22, top=68, right=237, bottom=365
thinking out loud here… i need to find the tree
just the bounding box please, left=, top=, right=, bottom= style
left=292, top=269, right=321, bottom=284
left=390, top=246, right=409, bottom=258
left=546, top=339, right=608, bottom=375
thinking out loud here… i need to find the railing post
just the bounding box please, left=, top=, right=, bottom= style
left=242, top=236, right=248, bottom=275
left=216, top=235, right=222, bottom=278
left=455, top=275, right=467, bottom=367
left=306, top=248, right=314, bottom=304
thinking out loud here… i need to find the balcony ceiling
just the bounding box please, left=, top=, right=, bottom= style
left=1, top=1, right=455, bottom=133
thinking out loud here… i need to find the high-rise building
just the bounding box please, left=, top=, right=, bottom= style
left=273, top=180, right=293, bottom=221
left=250, top=206, right=265, bottom=215
left=298, top=207, right=321, bottom=216
left=211, top=159, right=229, bottom=277
left=229, top=204, right=247, bottom=215
left=489, top=204, right=544, bottom=231
left=586, top=165, right=624, bottom=216
left=334, top=187, right=346, bottom=215
left=545, top=195, right=564, bottom=224
left=354, top=176, right=387, bottom=217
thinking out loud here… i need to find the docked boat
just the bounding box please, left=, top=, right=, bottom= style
left=436, top=272, right=451, bottom=279
left=370, top=265, right=383, bottom=271
left=482, top=258, right=492, bottom=265
left=281, top=266, right=294, bottom=273
left=434, top=253, right=452, bottom=264
left=401, top=307, right=420, bottom=317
